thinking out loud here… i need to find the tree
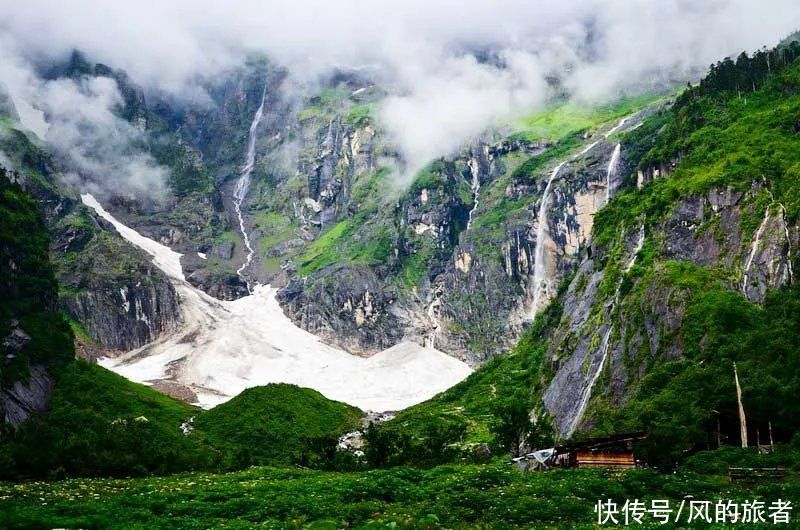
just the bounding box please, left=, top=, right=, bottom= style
left=489, top=393, right=551, bottom=457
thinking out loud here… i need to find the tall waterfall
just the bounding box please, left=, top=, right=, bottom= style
left=741, top=207, right=771, bottom=294
left=233, top=83, right=269, bottom=291
left=566, top=326, right=612, bottom=437
left=605, top=143, right=621, bottom=204
left=565, top=224, right=645, bottom=436
left=529, top=162, right=566, bottom=318
left=466, top=156, right=481, bottom=230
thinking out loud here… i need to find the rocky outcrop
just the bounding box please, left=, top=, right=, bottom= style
left=541, top=178, right=797, bottom=438
left=661, top=182, right=795, bottom=303
left=53, top=213, right=181, bottom=351
left=278, top=265, right=404, bottom=355
left=3, top=364, right=53, bottom=427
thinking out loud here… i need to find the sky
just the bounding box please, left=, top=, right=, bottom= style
left=0, top=0, right=799, bottom=194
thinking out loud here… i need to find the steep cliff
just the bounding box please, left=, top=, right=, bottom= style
left=367, top=41, right=800, bottom=468
left=0, top=92, right=181, bottom=352
left=0, top=172, right=73, bottom=430
left=540, top=48, right=800, bottom=458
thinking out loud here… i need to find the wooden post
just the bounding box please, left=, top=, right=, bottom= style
left=769, top=421, right=774, bottom=451
left=734, top=362, right=748, bottom=448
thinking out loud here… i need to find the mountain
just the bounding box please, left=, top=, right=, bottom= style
left=369, top=37, right=800, bottom=469
left=0, top=31, right=798, bottom=528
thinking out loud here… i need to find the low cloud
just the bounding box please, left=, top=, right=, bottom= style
left=41, top=76, right=169, bottom=198
left=0, top=0, right=798, bottom=190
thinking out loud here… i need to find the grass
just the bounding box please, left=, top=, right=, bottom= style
left=594, top=59, right=800, bottom=247
left=196, top=384, right=362, bottom=469
left=0, top=362, right=364, bottom=480
left=511, top=92, right=668, bottom=143
left=0, top=458, right=796, bottom=528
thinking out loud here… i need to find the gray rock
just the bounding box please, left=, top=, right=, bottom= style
left=3, top=364, right=53, bottom=427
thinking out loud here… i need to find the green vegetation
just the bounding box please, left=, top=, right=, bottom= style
left=0, top=360, right=366, bottom=480
left=576, top=44, right=800, bottom=468
left=0, top=174, right=73, bottom=388
left=196, top=384, right=361, bottom=469
left=0, top=361, right=217, bottom=480
left=297, top=215, right=392, bottom=275
left=595, top=54, right=800, bottom=246
left=594, top=274, right=800, bottom=470
left=1, top=456, right=797, bottom=528
left=344, top=103, right=373, bottom=128
left=367, top=299, right=563, bottom=466
left=511, top=93, right=667, bottom=143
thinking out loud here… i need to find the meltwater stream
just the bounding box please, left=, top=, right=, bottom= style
left=81, top=194, right=472, bottom=412
left=233, top=83, right=269, bottom=291
left=529, top=161, right=566, bottom=318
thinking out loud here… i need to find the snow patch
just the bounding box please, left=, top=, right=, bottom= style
left=83, top=194, right=472, bottom=412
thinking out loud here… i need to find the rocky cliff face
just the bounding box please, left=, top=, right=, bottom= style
left=2, top=53, right=679, bottom=368
left=0, top=173, right=72, bottom=430
left=542, top=152, right=797, bottom=438
left=0, top=92, right=182, bottom=352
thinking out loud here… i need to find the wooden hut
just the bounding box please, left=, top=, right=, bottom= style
left=511, top=432, right=646, bottom=471
left=557, top=432, right=645, bottom=469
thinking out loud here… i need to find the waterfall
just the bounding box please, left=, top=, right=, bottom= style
left=623, top=225, right=646, bottom=274
left=424, top=293, right=441, bottom=349
left=466, top=156, right=481, bottom=230
left=604, top=117, right=629, bottom=139
left=233, top=83, right=269, bottom=292
left=780, top=203, right=795, bottom=283
left=741, top=208, right=771, bottom=294
left=567, top=224, right=644, bottom=436
left=605, top=144, right=621, bottom=204
left=566, top=327, right=613, bottom=437
left=529, top=162, right=566, bottom=317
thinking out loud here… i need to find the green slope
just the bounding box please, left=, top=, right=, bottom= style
left=196, top=384, right=362, bottom=469
left=0, top=174, right=73, bottom=389
left=0, top=361, right=218, bottom=479
left=368, top=43, right=800, bottom=469
left=1, top=363, right=365, bottom=479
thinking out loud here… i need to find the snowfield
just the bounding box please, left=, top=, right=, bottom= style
left=81, top=194, right=472, bottom=411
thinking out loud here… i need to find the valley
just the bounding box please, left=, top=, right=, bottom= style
left=1, top=11, right=799, bottom=528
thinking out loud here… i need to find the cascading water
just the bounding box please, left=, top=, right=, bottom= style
left=466, top=157, right=481, bottom=230
left=566, top=327, right=613, bottom=437
left=605, top=144, right=621, bottom=204
left=566, top=224, right=645, bottom=435
left=604, top=116, right=629, bottom=139
left=233, top=83, right=269, bottom=292
left=780, top=203, right=795, bottom=282
left=529, top=162, right=566, bottom=318
left=741, top=207, right=771, bottom=294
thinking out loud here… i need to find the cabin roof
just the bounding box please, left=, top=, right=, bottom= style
left=556, top=431, right=646, bottom=452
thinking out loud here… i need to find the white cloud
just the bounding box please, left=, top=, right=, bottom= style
left=0, top=0, right=798, bottom=189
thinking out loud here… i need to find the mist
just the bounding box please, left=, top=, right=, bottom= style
left=1, top=0, right=799, bottom=191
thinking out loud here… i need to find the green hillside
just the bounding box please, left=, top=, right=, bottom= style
left=197, top=384, right=362, bottom=469
left=0, top=362, right=365, bottom=479
left=365, top=42, right=800, bottom=470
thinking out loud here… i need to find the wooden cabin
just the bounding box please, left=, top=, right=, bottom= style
left=559, top=432, right=645, bottom=469
left=512, top=432, right=646, bottom=471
